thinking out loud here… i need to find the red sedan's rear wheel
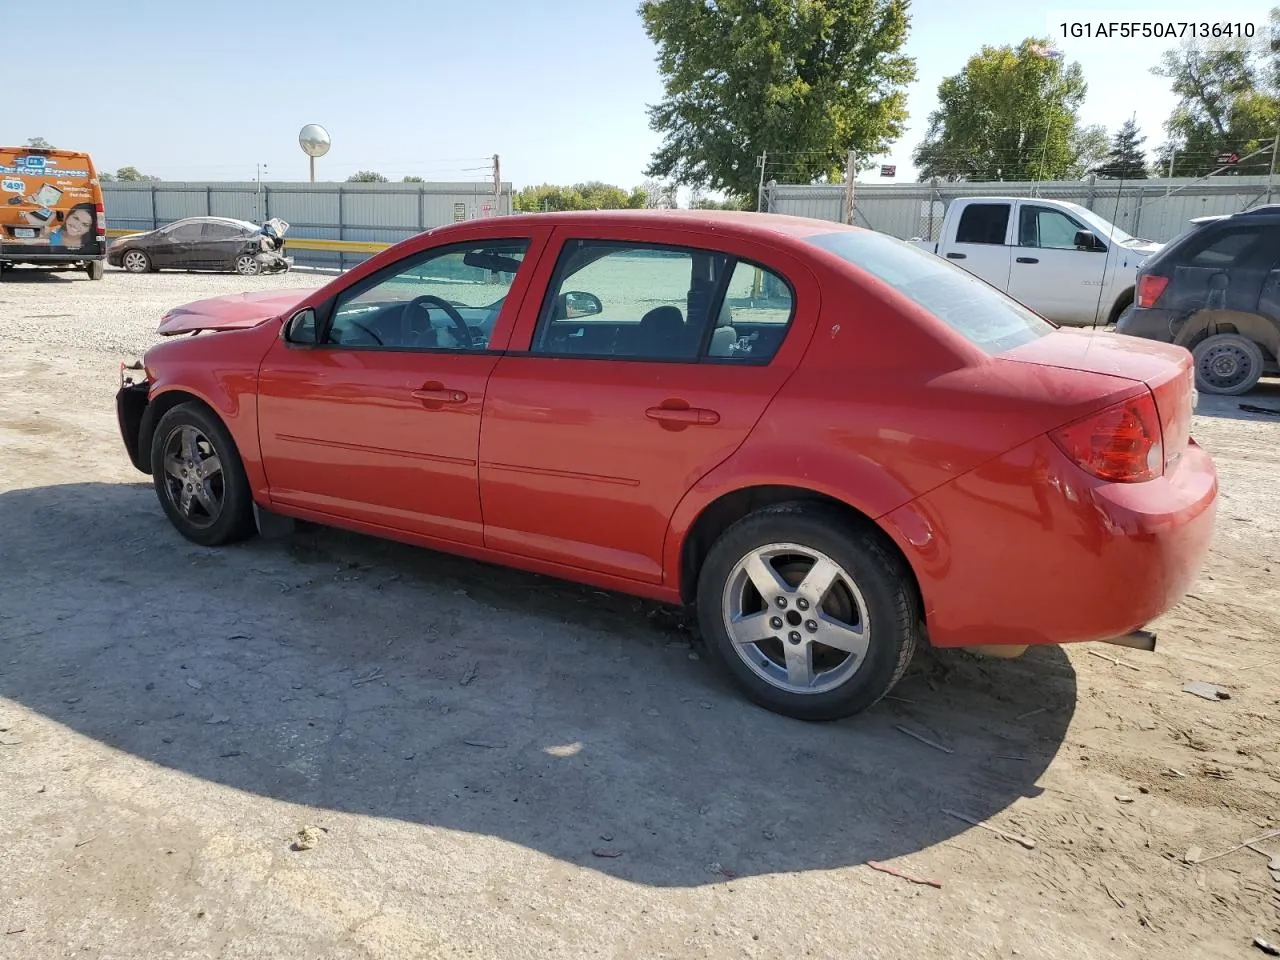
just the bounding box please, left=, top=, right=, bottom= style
left=149, top=402, right=256, bottom=547
left=696, top=503, right=919, bottom=721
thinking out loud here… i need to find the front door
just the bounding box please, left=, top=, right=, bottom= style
left=1007, top=202, right=1108, bottom=325
left=152, top=220, right=203, bottom=269
left=256, top=235, right=544, bottom=545
left=478, top=230, right=816, bottom=583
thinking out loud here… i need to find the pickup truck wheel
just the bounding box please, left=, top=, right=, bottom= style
left=695, top=503, right=918, bottom=721
left=150, top=403, right=256, bottom=546
left=1193, top=333, right=1264, bottom=396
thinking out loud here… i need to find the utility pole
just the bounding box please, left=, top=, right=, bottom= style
left=256, top=163, right=268, bottom=220
left=841, top=150, right=857, bottom=224
left=1268, top=134, right=1278, bottom=204
left=492, top=154, right=501, bottom=216
left=756, top=150, right=768, bottom=212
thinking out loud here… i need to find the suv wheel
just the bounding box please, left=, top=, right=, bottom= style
left=1193, top=333, right=1264, bottom=395
left=695, top=503, right=919, bottom=721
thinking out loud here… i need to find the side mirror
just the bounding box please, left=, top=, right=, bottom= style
left=563, top=290, right=602, bottom=319
left=1074, top=229, right=1105, bottom=252
left=283, top=307, right=318, bottom=344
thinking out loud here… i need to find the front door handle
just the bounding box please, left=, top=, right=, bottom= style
left=1016, top=256, right=1040, bottom=264
left=946, top=252, right=967, bottom=260
left=646, top=405, right=720, bottom=426
left=412, top=386, right=468, bottom=404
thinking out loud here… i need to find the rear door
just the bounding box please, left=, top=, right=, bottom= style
left=938, top=202, right=1013, bottom=290
left=477, top=227, right=817, bottom=584
left=1007, top=202, right=1109, bottom=325
left=201, top=220, right=252, bottom=270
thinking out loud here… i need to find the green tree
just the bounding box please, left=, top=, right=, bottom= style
left=1092, top=118, right=1149, bottom=179
left=1067, top=124, right=1112, bottom=179
left=692, top=195, right=753, bottom=210
left=1151, top=13, right=1280, bottom=177
left=639, top=0, right=915, bottom=198
left=114, top=166, right=160, bottom=182
left=913, top=39, right=1092, bottom=181
left=347, top=170, right=389, bottom=182
left=25, top=136, right=54, bottom=149
left=513, top=182, right=647, bottom=212
left=402, top=175, right=425, bottom=183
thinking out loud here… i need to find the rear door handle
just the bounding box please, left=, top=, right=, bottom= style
left=946, top=252, right=967, bottom=260
left=412, top=387, right=468, bottom=404
left=1016, top=256, right=1039, bottom=264
left=646, top=406, right=720, bottom=426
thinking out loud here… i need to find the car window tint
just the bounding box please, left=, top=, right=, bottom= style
left=203, top=222, right=243, bottom=241
left=325, top=240, right=530, bottom=351
left=168, top=222, right=204, bottom=241
left=806, top=230, right=1053, bottom=353
left=955, top=204, right=1010, bottom=245
left=705, top=261, right=795, bottom=361
left=1019, top=205, right=1086, bottom=250
left=1189, top=227, right=1261, bottom=266
left=532, top=241, right=729, bottom=361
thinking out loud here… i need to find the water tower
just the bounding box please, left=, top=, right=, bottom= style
left=298, top=124, right=331, bottom=183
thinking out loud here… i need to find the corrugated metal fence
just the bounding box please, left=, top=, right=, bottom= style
left=102, top=180, right=513, bottom=269
left=767, top=176, right=1279, bottom=243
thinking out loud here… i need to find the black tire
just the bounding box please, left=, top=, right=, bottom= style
left=1193, top=333, right=1264, bottom=396
left=87, top=260, right=104, bottom=280
left=695, top=502, right=919, bottom=721
left=149, top=402, right=256, bottom=547
left=122, top=250, right=152, bottom=274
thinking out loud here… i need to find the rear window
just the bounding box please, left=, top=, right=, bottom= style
left=955, top=203, right=1010, bottom=245
left=805, top=230, right=1053, bottom=353
left=1186, top=226, right=1263, bottom=266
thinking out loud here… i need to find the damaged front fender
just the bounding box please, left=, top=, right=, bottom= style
left=116, top=363, right=151, bottom=474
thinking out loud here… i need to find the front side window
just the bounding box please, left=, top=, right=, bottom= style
left=955, top=203, right=1010, bottom=245
left=324, top=240, right=529, bottom=351
left=1019, top=205, right=1091, bottom=250
left=166, top=221, right=204, bottom=242
left=806, top=230, right=1053, bottom=354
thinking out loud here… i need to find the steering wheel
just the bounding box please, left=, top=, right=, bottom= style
left=401, top=295, right=475, bottom=349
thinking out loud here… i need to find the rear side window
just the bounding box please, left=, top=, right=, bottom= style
left=806, top=230, right=1053, bottom=353
left=955, top=203, right=1010, bottom=245
left=1186, top=227, right=1263, bottom=266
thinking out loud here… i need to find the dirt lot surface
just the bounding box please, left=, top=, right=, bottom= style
left=1, top=267, right=1278, bottom=960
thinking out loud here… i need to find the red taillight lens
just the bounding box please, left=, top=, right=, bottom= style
left=1050, top=392, right=1164, bottom=483
left=1136, top=274, right=1169, bottom=308
left=95, top=201, right=106, bottom=236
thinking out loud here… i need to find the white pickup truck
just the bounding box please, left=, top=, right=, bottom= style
left=912, top=197, right=1162, bottom=327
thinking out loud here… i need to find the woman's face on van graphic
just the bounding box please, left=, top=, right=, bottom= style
left=64, top=209, right=93, bottom=239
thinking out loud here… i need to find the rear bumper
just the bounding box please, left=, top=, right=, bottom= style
left=1115, top=306, right=1177, bottom=343
left=883, top=434, right=1217, bottom=649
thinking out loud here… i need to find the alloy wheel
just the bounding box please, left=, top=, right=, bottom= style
left=160, top=425, right=225, bottom=530
left=720, top=542, right=870, bottom=695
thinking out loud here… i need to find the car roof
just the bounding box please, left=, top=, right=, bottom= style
left=428, top=208, right=858, bottom=243
left=168, top=216, right=257, bottom=230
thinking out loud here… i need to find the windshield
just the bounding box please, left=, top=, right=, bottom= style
left=805, top=230, right=1054, bottom=354
left=1058, top=201, right=1137, bottom=245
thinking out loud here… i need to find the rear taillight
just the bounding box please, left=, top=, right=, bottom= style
left=1136, top=274, right=1169, bottom=308
left=95, top=201, right=106, bottom=237
left=1050, top=392, right=1164, bottom=483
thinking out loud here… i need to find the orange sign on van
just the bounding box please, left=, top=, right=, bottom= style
left=0, top=146, right=107, bottom=276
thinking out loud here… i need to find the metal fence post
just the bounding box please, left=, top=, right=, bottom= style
left=150, top=184, right=157, bottom=230
left=418, top=184, right=425, bottom=233
left=206, top=185, right=212, bottom=217
left=1085, top=173, right=1097, bottom=211
left=337, top=186, right=345, bottom=273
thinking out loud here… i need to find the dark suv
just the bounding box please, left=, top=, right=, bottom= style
left=1116, top=205, right=1280, bottom=395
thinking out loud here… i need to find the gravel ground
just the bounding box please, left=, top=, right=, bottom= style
left=1, top=266, right=1278, bottom=960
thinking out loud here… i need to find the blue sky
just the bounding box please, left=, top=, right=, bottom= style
left=10, top=0, right=1267, bottom=189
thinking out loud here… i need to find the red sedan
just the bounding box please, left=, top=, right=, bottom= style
left=115, top=211, right=1217, bottom=720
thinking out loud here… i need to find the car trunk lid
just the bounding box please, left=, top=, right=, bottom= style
left=157, top=288, right=313, bottom=336
left=1003, top=328, right=1195, bottom=471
